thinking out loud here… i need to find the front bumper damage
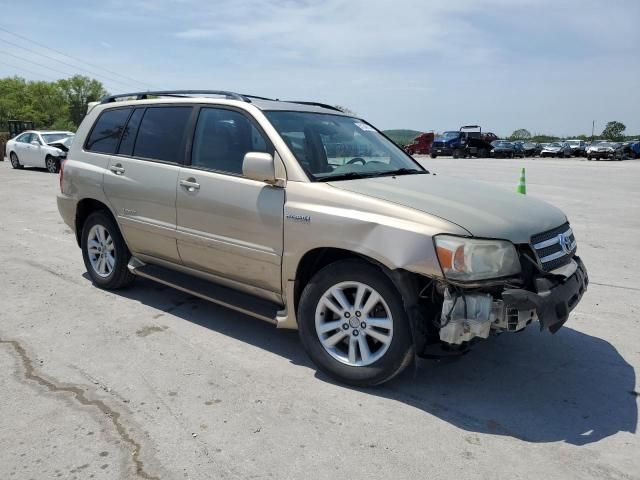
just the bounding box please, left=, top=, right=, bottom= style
left=437, top=256, right=588, bottom=345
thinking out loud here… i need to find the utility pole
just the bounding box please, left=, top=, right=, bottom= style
left=591, top=120, right=595, bottom=142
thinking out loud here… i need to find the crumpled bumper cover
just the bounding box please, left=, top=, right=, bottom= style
left=501, top=256, right=588, bottom=333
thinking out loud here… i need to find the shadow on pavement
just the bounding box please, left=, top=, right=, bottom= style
left=110, top=276, right=637, bottom=446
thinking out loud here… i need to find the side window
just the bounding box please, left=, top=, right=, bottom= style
left=17, top=133, right=32, bottom=143
left=118, top=108, right=144, bottom=156
left=132, top=107, right=192, bottom=163
left=85, top=108, right=132, bottom=154
left=191, top=108, right=272, bottom=175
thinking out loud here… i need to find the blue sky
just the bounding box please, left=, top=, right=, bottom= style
left=0, top=0, right=638, bottom=136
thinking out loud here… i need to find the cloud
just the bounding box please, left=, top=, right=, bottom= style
left=61, top=0, right=640, bottom=133
left=174, top=28, right=215, bottom=39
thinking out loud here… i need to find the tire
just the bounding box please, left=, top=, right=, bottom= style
left=452, top=149, right=461, bottom=159
left=9, top=152, right=23, bottom=169
left=45, top=155, right=60, bottom=174
left=430, top=153, right=437, bottom=159
left=81, top=211, right=135, bottom=289
left=297, top=260, right=414, bottom=387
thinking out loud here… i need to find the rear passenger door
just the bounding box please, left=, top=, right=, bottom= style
left=176, top=106, right=285, bottom=294
left=99, top=105, right=193, bottom=263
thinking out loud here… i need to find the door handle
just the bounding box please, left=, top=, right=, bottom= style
left=179, top=178, right=200, bottom=192
left=110, top=164, right=125, bottom=175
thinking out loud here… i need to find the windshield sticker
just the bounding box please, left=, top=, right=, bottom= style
left=354, top=122, right=376, bottom=132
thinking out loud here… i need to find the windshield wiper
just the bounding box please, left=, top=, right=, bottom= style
left=316, top=172, right=374, bottom=182
left=367, top=168, right=428, bottom=178
left=316, top=168, right=428, bottom=182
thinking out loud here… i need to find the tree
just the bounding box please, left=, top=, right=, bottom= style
left=57, top=75, right=108, bottom=127
left=0, top=76, right=70, bottom=131
left=510, top=128, right=531, bottom=140
left=601, top=121, right=626, bottom=141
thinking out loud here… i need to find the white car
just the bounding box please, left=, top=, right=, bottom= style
left=6, top=130, right=75, bottom=173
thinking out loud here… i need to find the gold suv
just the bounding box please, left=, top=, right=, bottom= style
left=57, top=90, right=588, bottom=386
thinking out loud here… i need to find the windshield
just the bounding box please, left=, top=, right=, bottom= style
left=42, top=133, right=73, bottom=143
left=549, top=142, right=562, bottom=147
left=492, top=140, right=511, bottom=147
left=566, top=140, right=580, bottom=145
left=264, top=111, right=424, bottom=181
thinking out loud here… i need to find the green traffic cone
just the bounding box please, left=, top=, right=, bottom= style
left=517, top=168, right=526, bottom=195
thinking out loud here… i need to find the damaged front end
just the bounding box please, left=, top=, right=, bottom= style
left=409, top=230, right=588, bottom=356
left=436, top=256, right=587, bottom=347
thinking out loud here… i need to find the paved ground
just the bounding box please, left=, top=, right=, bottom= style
left=0, top=156, right=638, bottom=480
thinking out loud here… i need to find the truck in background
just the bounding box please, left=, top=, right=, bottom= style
left=430, top=125, right=498, bottom=158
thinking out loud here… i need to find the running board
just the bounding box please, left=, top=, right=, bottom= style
left=128, top=262, right=280, bottom=324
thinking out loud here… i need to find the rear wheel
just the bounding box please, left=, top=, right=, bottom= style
left=430, top=153, right=437, bottom=159
left=9, top=152, right=23, bottom=169
left=298, top=260, right=414, bottom=387
left=45, top=155, right=60, bottom=173
left=81, top=211, right=135, bottom=289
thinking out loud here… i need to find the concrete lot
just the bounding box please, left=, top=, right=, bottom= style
left=0, top=156, right=638, bottom=480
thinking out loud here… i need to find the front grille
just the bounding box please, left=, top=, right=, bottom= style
left=530, top=222, right=576, bottom=271
left=432, top=141, right=446, bottom=148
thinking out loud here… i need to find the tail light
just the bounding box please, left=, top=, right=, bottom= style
left=59, top=160, right=65, bottom=193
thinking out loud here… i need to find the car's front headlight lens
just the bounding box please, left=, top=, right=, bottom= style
left=434, top=235, right=521, bottom=281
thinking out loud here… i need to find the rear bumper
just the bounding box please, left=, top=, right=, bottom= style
left=57, top=193, right=76, bottom=232
left=502, top=257, right=588, bottom=333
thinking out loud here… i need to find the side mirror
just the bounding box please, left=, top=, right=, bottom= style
left=242, top=152, right=278, bottom=185
left=30, top=140, right=40, bottom=147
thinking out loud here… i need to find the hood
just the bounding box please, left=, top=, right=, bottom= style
left=543, top=145, right=560, bottom=151
left=328, top=174, right=567, bottom=244
left=47, top=136, right=73, bottom=152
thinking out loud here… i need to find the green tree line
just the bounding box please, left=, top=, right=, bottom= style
left=0, top=75, right=107, bottom=133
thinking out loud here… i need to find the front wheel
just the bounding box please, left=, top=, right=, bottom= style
left=430, top=153, right=437, bottom=159
left=297, top=260, right=414, bottom=387
left=45, top=156, right=60, bottom=173
left=81, top=211, right=135, bottom=289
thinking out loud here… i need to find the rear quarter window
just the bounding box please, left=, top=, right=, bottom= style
left=85, top=108, right=132, bottom=154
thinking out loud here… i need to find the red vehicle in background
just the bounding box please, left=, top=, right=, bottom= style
left=404, top=131, right=434, bottom=155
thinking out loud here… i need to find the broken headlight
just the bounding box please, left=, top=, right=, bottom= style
left=434, top=235, right=521, bottom=281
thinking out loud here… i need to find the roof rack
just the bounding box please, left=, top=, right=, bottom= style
left=284, top=101, right=343, bottom=112
left=98, top=91, right=343, bottom=112
left=99, top=90, right=249, bottom=104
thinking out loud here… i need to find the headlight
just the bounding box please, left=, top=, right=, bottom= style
left=434, top=235, right=521, bottom=281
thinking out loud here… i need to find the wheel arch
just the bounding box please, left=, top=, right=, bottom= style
left=292, top=247, right=424, bottom=324
left=74, top=198, right=117, bottom=247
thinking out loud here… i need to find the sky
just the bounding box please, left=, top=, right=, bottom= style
left=0, top=0, right=638, bottom=137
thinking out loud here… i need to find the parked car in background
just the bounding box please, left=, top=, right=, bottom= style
left=490, top=140, right=521, bottom=158
left=540, top=142, right=571, bottom=158
left=6, top=130, right=75, bottom=173
left=587, top=141, right=623, bottom=161
left=622, top=140, right=640, bottom=159
left=522, top=142, right=541, bottom=157
left=565, top=139, right=586, bottom=157
left=56, top=90, right=588, bottom=386
left=511, top=141, right=526, bottom=157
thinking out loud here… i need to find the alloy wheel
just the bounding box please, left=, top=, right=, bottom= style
left=86, top=224, right=116, bottom=278
left=46, top=157, right=58, bottom=173
left=315, top=281, right=393, bottom=367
